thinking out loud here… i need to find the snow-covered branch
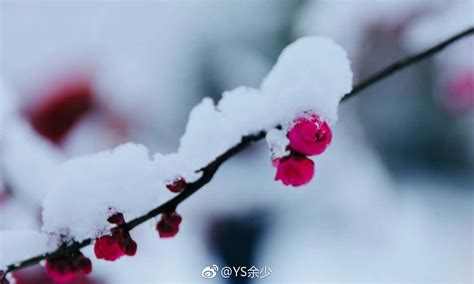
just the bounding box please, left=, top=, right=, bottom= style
left=1, top=27, right=473, bottom=283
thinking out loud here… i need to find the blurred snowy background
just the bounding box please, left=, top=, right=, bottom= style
left=1, top=0, right=473, bottom=283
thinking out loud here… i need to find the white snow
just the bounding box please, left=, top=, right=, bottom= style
left=178, top=97, right=242, bottom=171
left=152, top=152, right=201, bottom=183
left=178, top=37, right=352, bottom=176
left=0, top=80, right=15, bottom=189
left=1, top=79, right=64, bottom=202
left=266, top=128, right=290, bottom=160
left=260, top=37, right=352, bottom=124
left=42, top=143, right=164, bottom=241
left=3, top=120, right=63, bottom=202
left=40, top=36, right=352, bottom=249
left=0, top=80, right=16, bottom=131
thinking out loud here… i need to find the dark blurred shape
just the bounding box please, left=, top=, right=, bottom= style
left=28, top=76, right=94, bottom=144
left=207, top=209, right=270, bottom=284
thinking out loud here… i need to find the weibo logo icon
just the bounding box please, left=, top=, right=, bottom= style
left=201, top=265, right=219, bottom=279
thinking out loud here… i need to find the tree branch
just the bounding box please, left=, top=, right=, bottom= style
left=342, top=27, right=474, bottom=101
left=3, top=26, right=473, bottom=277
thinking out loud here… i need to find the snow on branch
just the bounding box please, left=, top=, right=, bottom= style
left=1, top=28, right=473, bottom=283
left=41, top=37, right=351, bottom=244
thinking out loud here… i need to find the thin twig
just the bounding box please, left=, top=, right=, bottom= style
left=342, top=27, right=474, bottom=101
left=3, top=26, right=473, bottom=277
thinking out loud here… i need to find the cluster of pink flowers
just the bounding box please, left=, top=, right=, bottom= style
left=274, top=114, right=332, bottom=187
left=1, top=116, right=331, bottom=283
left=39, top=175, right=188, bottom=282
left=41, top=208, right=183, bottom=282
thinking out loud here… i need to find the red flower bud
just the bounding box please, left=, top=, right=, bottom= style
left=166, top=178, right=186, bottom=193
left=274, top=154, right=314, bottom=187
left=107, top=212, right=125, bottom=226
left=287, top=114, right=332, bottom=156
left=156, top=211, right=182, bottom=238
left=45, top=250, right=91, bottom=282
left=94, top=213, right=137, bottom=261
